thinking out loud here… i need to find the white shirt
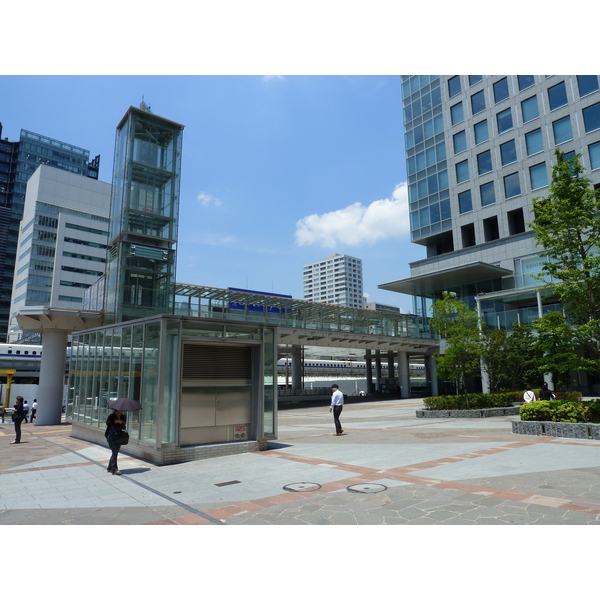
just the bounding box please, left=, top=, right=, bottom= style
left=331, top=389, right=344, bottom=406
left=523, top=390, right=536, bottom=403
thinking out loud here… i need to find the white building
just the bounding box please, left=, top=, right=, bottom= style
left=8, top=165, right=111, bottom=341
left=303, top=253, right=364, bottom=307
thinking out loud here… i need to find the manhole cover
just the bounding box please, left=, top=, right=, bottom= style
left=347, top=483, right=388, bottom=494
left=283, top=482, right=322, bottom=492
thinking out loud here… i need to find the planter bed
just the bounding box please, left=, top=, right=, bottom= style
left=416, top=406, right=521, bottom=419
left=512, top=420, right=600, bottom=440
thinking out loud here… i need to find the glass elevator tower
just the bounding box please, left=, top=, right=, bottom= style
left=104, top=104, right=184, bottom=324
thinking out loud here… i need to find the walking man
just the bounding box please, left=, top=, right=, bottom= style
left=330, top=384, right=344, bottom=436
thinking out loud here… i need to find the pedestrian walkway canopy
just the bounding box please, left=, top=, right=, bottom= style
left=174, top=284, right=436, bottom=352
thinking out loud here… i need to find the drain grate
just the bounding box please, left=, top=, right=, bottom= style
left=283, top=482, right=322, bottom=492
left=347, top=483, right=388, bottom=494
left=215, top=480, right=241, bottom=487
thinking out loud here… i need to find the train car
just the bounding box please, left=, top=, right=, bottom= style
left=277, top=357, right=426, bottom=378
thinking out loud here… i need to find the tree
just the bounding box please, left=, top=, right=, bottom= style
left=479, top=325, right=508, bottom=392
left=430, top=293, right=482, bottom=405
left=501, top=323, right=541, bottom=390
left=531, top=149, right=600, bottom=370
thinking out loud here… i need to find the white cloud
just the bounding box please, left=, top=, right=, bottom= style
left=294, top=182, right=410, bottom=247
left=198, top=232, right=237, bottom=246
left=197, top=192, right=222, bottom=207
left=262, top=75, right=285, bottom=82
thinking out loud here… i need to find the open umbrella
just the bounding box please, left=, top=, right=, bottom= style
left=108, top=397, right=142, bottom=411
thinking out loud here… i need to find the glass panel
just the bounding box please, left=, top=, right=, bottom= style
left=471, top=90, right=485, bottom=115
left=553, top=116, right=573, bottom=144
left=529, top=163, right=549, bottom=190
left=127, top=325, right=144, bottom=442
left=451, top=102, right=464, bottom=125
left=589, top=141, right=600, bottom=170
left=141, top=321, right=160, bottom=444
left=453, top=130, right=467, bottom=153
left=469, top=75, right=483, bottom=85
left=458, top=190, right=472, bottom=214
left=518, top=75, right=534, bottom=90
left=496, top=108, right=513, bottom=133
left=474, top=120, right=489, bottom=144
left=493, top=78, right=509, bottom=103
left=583, top=103, right=600, bottom=133
left=548, top=82, right=568, bottom=110
left=577, top=75, right=599, bottom=97
left=263, top=328, right=276, bottom=437
left=448, top=76, right=461, bottom=98
left=456, top=160, right=469, bottom=183
left=525, top=128, right=544, bottom=156
left=504, top=173, right=521, bottom=198
left=477, top=150, right=492, bottom=175
left=521, top=96, right=539, bottom=122
left=163, top=320, right=179, bottom=445
left=500, top=140, right=517, bottom=165
left=480, top=182, right=496, bottom=207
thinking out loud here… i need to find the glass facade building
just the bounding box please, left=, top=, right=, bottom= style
left=0, top=123, right=99, bottom=341
left=103, top=106, right=184, bottom=325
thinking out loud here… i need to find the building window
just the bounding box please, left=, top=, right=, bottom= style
left=456, top=160, right=469, bottom=183
left=461, top=223, right=476, bottom=247
left=474, top=120, right=489, bottom=144
left=480, top=181, right=496, bottom=207
left=483, top=216, right=499, bottom=242
left=477, top=150, right=492, bottom=175
left=448, top=76, right=461, bottom=98
left=497, top=108, right=513, bottom=134
left=553, top=116, right=573, bottom=144
left=548, top=81, right=568, bottom=110
left=518, top=75, right=535, bottom=91
left=525, top=128, right=544, bottom=156
left=577, top=75, right=599, bottom=98
left=589, top=141, right=600, bottom=170
left=469, top=75, right=483, bottom=86
left=458, top=190, right=473, bottom=214
left=471, top=90, right=485, bottom=115
left=453, top=130, right=467, bottom=154
left=529, top=163, right=549, bottom=190
left=504, top=172, right=521, bottom=198
left=507, top=208, right=526, bottom=235
left=451, top=102, right=464, bottom=125
left=493, top=78, right=509, bottom=103
left=583, top=102, right=600, bottom=133
left=521, top=96, right=539, bottom=123
left=500, top=139, right=517, bottom=165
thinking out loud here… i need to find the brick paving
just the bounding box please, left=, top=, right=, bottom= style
left=2, top=398, right=600, bottom=526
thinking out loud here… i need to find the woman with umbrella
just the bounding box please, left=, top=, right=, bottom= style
left=105, top=397, right=141, bottom=475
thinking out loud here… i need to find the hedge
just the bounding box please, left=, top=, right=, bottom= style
left=423, top=393, right=514, bottom=410
left=520, top=399, right=600, bottom=423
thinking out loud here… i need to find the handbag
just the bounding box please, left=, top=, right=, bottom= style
left=109, top=427, right=129, bottom=445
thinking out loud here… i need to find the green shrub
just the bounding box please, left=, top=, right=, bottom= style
left=520, top=401, right=556, bottom=422
left=552, top=401, right=591, bottom=423
left=423, top=393, right=514, bottom=410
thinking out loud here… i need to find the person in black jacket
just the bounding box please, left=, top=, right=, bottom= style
left=105, top=410, right=126, bottom=475
left=539, top=382, right=555, bottom=400
left=11, top=396, right=27, bottom=444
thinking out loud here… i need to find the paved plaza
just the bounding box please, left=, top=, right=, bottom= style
left=2, top=397, right=600, bottom=526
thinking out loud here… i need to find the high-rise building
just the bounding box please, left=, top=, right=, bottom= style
left=103, top=104, right=184, bottom=324
left=7, top=165, right=111, bottom=342
left=381, top=76, right=600, bottom=334
left=303, top=253, right=364, bottom=307
left=0, top=123, right=100, bottom=340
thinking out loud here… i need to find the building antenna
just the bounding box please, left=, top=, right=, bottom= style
left=140, top=95, right=152, bottom=113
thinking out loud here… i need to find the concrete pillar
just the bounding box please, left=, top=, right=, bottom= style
left=428, top=354, right=439, bottom=397
left=365, top=349, right=374, bottom=393
left=36, top=330, right=69, bottom=425
left=375, top=350, right=382, bottom=391
left=397, top=351, right=409, bottom=399
left=290, top=345, right=302, bottom=392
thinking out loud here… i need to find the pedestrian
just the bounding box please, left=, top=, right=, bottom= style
left=523, top=385, right=536, bottom=403
left=30, top=399, right=37, bottom=422
left=11, top=396, right=27, bottom=444
left=22, top=399, right=30, bottom=423
left=330, top=384, right=344, bottom=436
left=104, top=409, right=127, bottom=475
left=539, top=382, right=555, bottom=400
left=0, top=406, right=5, bottom=423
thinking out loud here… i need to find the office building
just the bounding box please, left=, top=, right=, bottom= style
left=0, top=124, right=99, bottom=340
left=8, top=165, right=111, bottom=342
left=303, top=253, right=364, bottom=307
left=380, top=75, right=600, bottom=393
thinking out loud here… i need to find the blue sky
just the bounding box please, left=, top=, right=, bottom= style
left=1, top=74, right=423, bottom=310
